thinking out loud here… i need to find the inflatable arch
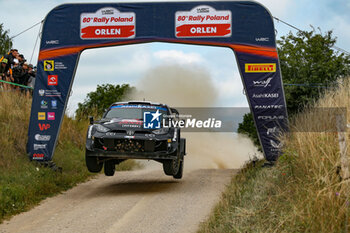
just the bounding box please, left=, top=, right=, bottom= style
left=27, top=1, right=288, bottom=162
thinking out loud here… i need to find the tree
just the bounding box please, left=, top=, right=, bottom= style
left=238, top=29, right=350, bottom=145
left=237, top=113, right=261, bottom=150
left=0, top=24, right=12, bottom=55
left=278, top=29, right=350, bottom=114
left=75, top=84, right=134, bottom=120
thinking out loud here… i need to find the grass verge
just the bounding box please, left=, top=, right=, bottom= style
left=199, top=79, right=350, bottom=233
left=0, top=91, right=138, bottom=223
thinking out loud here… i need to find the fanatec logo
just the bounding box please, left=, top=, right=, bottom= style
left=252, top=93, right=279, bottom=98
left=254, top=105, right=283, bottom=109
left=253, top=77, right=273, bottom=87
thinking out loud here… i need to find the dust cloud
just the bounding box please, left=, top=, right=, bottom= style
left=130, top=64, right=261, bottom=170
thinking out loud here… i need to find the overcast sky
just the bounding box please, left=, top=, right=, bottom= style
left=0, top=0, right=349, bottom=116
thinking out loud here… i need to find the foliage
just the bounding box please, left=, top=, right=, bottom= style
left=237, top=113, right=260, bottom=149
left=0, top=23, right=12, bottom=56
left=278, top=29, right=350, bottom=114
left=75, top=83, right=134, bottom=120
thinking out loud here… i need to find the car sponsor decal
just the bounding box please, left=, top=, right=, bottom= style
left=245, top=63, right=276, bottom=73
left=80, top=7, right=136, bottom=39
left=175, top=5, right=232, bottom=38
left=111, top=105, right=167, bottom=111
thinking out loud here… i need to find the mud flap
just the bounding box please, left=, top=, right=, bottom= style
left=180, top=138, right=186, bottom=157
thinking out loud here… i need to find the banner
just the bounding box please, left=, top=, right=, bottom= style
left=28, top=1, right=288, bottom=162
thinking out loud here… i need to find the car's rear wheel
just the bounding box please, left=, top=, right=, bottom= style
left=85, top=150, right=103, bottom=173
left=104, top=160, right=115, bottom=176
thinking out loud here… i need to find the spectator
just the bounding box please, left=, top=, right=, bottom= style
left=26, top=64, right=36, bottom=95
left=0, top=49, right=19, bottom=89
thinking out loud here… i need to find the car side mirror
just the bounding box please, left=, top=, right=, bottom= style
left=89, top=116, right=94, bottom=125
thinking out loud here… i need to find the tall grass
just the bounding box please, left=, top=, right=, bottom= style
left=199, top=78, right=350, bottom=232
left=0, top=90, right=92, bottom=222
left=0, top=90, right=139, bottom=222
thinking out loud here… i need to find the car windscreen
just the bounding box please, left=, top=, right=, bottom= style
left=104, top=105, right=168, bottom=120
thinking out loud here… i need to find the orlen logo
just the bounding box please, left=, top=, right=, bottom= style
left=33, top=153, right=44, bottom=160
left=48, top=75, right=58, bottom=86
left=38, top=123, right=50, bottom=131
left=245, top=63, right=276, bottom=73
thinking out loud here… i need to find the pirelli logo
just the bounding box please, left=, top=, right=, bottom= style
left=245, top=63, right=276, bottom=73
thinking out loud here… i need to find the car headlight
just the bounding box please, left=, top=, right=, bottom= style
left=95, top=124, right=110, bottom=133
left=152, top=128, right=169, bottom=135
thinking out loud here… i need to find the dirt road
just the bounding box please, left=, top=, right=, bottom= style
left=0, top=168, right=236, bottom=233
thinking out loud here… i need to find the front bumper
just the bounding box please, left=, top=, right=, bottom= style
left=86, top=131, right=178, bottom=160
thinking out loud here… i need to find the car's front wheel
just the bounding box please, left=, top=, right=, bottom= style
left=85, top=150, right=103, bottom=173
left=162, top=148, right=183, bottom=179
left=104, top=160, right=115, bottom=176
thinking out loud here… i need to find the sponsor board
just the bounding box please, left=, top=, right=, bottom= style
left=44, top=60, right=54, bottom=71
left=175, top=5, right=232, bottom=38
left=38, top=123, right=50, bottom=131
left=34, top=144, right=47, bottom=150
left=80, top=7, right=136, bottom=39
left=35, top=134, right=51, bottom=141
left=48, top=75, right=58, bottom=86
left=245, top=63, right=276, bottom=73
left=252, top=93, right=279, bottom=98
left=253, top=77, right=273, bottom=87
left=33, top=153, right=45, bottom=160
left=38, top=112, right=46, bottom=120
